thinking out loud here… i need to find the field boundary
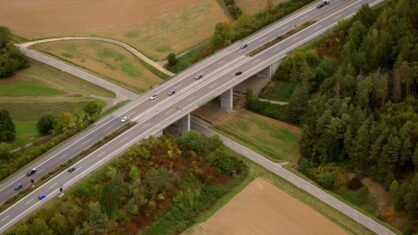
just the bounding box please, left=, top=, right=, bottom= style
left=17, top=36, right=175, bottom=77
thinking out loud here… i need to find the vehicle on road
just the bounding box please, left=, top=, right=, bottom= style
left=68, top=167, right=76, bottom=173
left=38, top=194, right=46, bottom=200
left=195, top=74, right=203, bottom=80
left=240, top=44, right=248, bottom=49
left=168, top=90, right=176, bottom=96
left=149, top=94, right=158, bottom=100
left=317, top=0, right=330, bottom=8
left=235, top=71, right=243, bottom=76
left=14, top=183, right=23, bottom=190
left=26, top=168, right=36, bottom=176
left=120, top=116, right=129, bottom=123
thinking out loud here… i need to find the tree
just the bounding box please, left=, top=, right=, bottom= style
left=389, top=179, right=400, bottom=194
left=0, top=26, right=11, bottom=49
left=404, top=174, right=418, bottom=218
left=37, top=114, right=56, bottom=136
left=48, top=212, right=68, bottom=234
left=167, top=53, right=177, bottom=66
left=0, top=110, right=15, bottom=142
left=0, top=142, right=11, bottom=159
left=83, top=102, right=102, bottom=118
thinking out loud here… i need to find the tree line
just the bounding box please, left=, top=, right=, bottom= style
left=247, top=0, right=418, bottom=225
left=0, top=26, right=28, bottom=78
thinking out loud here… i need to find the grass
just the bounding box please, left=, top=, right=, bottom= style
left=215, top=109, right=301, bottom=163
left=32, top=40, right=163, bottom=93
left=336, top=187, right=376, bottom=214
left=260, top=80, right=297, bottom=101
left=236, top=0, right=288, bottom=15
left=0, top=59, right=113, bottom=148
left=0, top=79, right=64, bottom=97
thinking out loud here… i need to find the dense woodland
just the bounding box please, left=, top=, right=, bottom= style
left=0, top=26, right=27, bottom=78
left=7, top=132, right=247, bottom=235
left=248, top=0, right=418, bottom=226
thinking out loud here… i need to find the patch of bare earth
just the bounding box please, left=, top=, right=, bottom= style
left=186, top=177, right=348, bottom=235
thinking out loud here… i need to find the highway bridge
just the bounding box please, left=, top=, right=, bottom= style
left=0, top=0, right=393, bottom=234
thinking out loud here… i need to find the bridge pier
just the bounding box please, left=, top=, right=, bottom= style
left=154, top=130, right=163, bottom=138
left=177, top=113, right=190, bottom=135
left=221, top=88, right=233, bottom=112
left=256, top=61, right=280, bottom=79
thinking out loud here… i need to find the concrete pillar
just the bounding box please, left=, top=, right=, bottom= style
left=221, top=88, right=233, bottom=112
left=178, top=113, right=190, bottom=135
left=257, top=61, right=280, bottom=79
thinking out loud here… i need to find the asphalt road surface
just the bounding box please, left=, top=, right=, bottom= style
left=0, top=0, right=391, bottom=233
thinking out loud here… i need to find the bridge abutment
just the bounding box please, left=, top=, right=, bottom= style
left=177, top=113, right=191, bottom=135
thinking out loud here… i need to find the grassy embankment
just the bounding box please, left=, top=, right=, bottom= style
left=236, top=0, right=288, bottom=15
left=32, top=40, right=163, bottom=93
left=0, top=59, right=113, bottom=148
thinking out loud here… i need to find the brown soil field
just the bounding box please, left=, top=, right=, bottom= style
left=187, top=177, right=348, bottom=235
left=236, top=0, right=288, bottom=15
left=0, top=0, right=228, bottom=59
left=32, top=40, right=162, bottom=93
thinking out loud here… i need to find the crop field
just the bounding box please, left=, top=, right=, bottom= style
left=189, top=177, right=348, bottom=235
left=33, top=40, right=163, bottom=93
left=236, top=0, right=288, bottom=15
left=0, top=0, right=228, bottom=60
left=0, top=59, right=112, bottom=148
left=215, top=109, right=301, bottom=163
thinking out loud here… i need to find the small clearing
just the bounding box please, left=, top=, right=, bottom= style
left=187, top=177, right=348, bottom=235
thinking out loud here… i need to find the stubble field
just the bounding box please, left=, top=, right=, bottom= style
left=0, top=0, right=228, bottom=60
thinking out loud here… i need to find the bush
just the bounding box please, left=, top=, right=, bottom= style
left=167, top=53, right=177, bottom=66
left=0, top=26, right=28, bottom=78
left=315, top=171, right=336, bottom=189
left=206, top=148, right=242, bottom=175
left=0, top=109, right=16, bottom=141
left=37, top=114, right=56, bottom=136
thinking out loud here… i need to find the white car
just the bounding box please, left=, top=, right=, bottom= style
left=120, top=116, right=129, bottom=123
left=194, top=74, right=203, bottom=80
left=149, top=94, right=158, bottom=100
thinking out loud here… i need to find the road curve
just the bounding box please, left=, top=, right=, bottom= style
left=18, top=36, right=175, bottom=77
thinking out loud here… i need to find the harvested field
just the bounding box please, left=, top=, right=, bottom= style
left=0, top=0, right=228, bottom=60
left=188, top=177, right=348, bottom=235
left=236, top=0, right=288, bottom=15
left=33, top=40, right=163, bottom=93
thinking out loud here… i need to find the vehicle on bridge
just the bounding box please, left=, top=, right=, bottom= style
left=26, top=168, right=36, bottom=176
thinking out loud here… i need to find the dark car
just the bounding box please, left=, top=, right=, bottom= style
left=316, top=2, right=325, bottom=8
left=168, top=90, right=176, bottom=96
left=194, top=74, right=203, bottom=80
left=235, top=71, right=243, bottom=76
left=68, top=167, right=76, bottom=173
left=26, top=168, right=36, bottom=176
left=240, top=44, right=248, bottom=49
left=14, top=183, right=23, bottom=190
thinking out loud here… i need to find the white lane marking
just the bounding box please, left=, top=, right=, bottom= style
left=217, top=59, right=226, bottom=65
left=260, top=36, right=268, bottom=41
left=142, top=123, right=151, bottom=129
left=292, top=35, right=302, bottom=42
left=120, top=136, right=130, bottom=143
left=0, top=215, right=10, bottom=222
left=59, top=154, right=68, bottom=160
left=95, top=152, right=106, bottom=158
left=313, top=25, right=322, bottom=31
left=251, top=59, right=261, bottom=65
left=172, top=83, right=183, bottom=90
left=24, top=199, right=34, bottom=206
left=104, top=125, right=113, bottom=131
left=0, top=175, right=24, bottom=192
left=209, top=83, right=218, bottom=89
left=334, top=14, right=342, bottom=20
left=48, top=182, right=58, bottom=190
left=273, top=47, right=282, bottom=53
left=186, top=96, right=195, bottom=102
left=300, top=15, right=309, bottom=21
left=37, top=169, right=44, bottom=174
left=164, top=109, right=174, bottom=116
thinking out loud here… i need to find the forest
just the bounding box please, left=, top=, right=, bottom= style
left=247, top=0, right=418, bottom=229
left=7, top=132, right=247, bottom=235
left=0, top=26, right=27, bottom=78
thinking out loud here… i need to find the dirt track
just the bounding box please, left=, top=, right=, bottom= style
left=187, top=178, right=348, bottom=235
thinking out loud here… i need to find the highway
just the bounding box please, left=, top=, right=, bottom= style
left=0, top=0, right=391, bottom=233
left=0, top=0, right=342, bottom=205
